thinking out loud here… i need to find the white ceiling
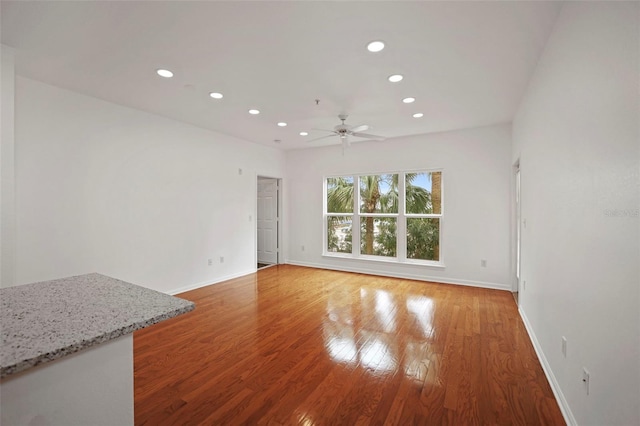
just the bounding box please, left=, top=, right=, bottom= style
left=1, top=1, right=561, bottom=150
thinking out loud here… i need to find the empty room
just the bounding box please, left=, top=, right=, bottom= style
left=1, top=1, right=638, bottom=425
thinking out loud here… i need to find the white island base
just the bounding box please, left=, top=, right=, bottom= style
left=1, top=335, right=133, bottom=426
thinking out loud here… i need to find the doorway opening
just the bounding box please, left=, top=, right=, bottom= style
left=257, top=176, right=281, bottom=270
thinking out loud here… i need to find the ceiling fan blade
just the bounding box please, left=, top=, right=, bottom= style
left=351, top=132, right=386, bottom=141
left=307, top=134, right=337, bottom=143
left=350, top=124, right=369, bottom=133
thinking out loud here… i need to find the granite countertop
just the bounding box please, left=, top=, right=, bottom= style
left=0, top=273, right=195, bottom=378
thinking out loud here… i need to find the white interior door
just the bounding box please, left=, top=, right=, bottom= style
left=257, top=178, right=278, bottom=264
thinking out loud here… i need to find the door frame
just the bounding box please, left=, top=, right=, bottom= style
left=512, top=160, right=521, bottom=296
left=255, top=175, right=283, bottom=268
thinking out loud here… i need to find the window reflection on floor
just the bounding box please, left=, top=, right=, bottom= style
left=375, top=290, right=396, bottom=333
left=323, top=285, right=435, bottom=381
left=359, top=334, right=396, bottom=373
left=323, top=323, right=357, bottom=364
left=407, top=296, right=434, bottom=338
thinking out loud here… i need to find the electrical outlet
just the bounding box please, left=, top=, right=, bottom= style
left=561, top=336, right=567, bottom=358
left=207, top=258, right=213, bottom=266
left=238, top=168, right=243, bottom=175
left=301, top=245, right=305, bottom=251
left=582, top=368, right=590, bottom=395
left=219, top=256, right=224, bottom=263
left=481, top=259, right=487, bottom=267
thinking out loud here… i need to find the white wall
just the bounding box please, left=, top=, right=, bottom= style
left=286, top=123, right=513, bottom=289
left=513, top=2, right=639, bottom=425
left=13, top=76, right=286, bottom=293
left=1, top=45, right=16, bottom=288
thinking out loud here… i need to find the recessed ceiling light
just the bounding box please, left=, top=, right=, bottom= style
left=413, top=113, right=424, bottom=118
left=248, top=109, right=260, bottom=115
left=299, top=131, right=309, bottom=136
left=156, top=69, right=173, bottom=78
left=388, top=74, right=403, bottom=83
left=367, top=41, right=385, bottom=53
left=277, top=122, right=287, bottom=127
left=402, top=97, right=416, bottom=103
left=209, top=92, right=223, bottom=99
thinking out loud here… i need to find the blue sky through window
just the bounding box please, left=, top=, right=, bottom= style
left=360, top=172, right=435, bottom=195
left=411, top=173, right=432, bottom=193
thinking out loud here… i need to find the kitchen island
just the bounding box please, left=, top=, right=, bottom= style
left=0, top=273, right=194, bottom=425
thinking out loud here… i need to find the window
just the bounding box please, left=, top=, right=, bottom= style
left=326, top=177, right=354, bottom=254
left=405, top=172, right=441, bottom=262
left=360, top=174, right=397, bottom=258
left=324, top=170, right=443, bottom=265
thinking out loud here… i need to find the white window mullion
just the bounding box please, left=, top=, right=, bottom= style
left=323, top=179, right=328, bottom=254
left=353, top=176, right=361, bottom=256
left=323, top=213, right=328, bottom=253
left=437, top=215, right=443, bottom=265
left=397, top=173, right=407, bottom=261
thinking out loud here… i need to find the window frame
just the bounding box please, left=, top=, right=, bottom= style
left=358, top=173, right=399, bottom=260
left=323, top=169, right=444, bottom=267
left=324, top=177, right=355, bottom=257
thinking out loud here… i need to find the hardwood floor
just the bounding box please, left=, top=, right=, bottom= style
left=134, top=265, right=565, bottom=425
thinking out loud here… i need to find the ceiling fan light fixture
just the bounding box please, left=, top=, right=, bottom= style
left=388, top=74, right=403, bottom=83
left=156, top=69, right=173, bottom=78
left=248, top=109, right=260, bottom=115
left=307, top=115, right=384, bottom=145
left=277, top=122, right=287, bottom=127
left=367, top=40, right=385, bottom=53
left=209, top=92, right=223, bottom=99
left=413, top=113, right=424, bottom=118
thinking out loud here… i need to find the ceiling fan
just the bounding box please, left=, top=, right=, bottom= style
left=308, top=114, right=385, bottom=147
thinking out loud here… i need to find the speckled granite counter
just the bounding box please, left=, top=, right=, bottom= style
left=0, top=273, right=194, bottom=378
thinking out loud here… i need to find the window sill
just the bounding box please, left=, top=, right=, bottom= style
left=322, top=253, right=445, bottom=269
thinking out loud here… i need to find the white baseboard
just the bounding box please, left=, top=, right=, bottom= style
left=166, top=269, right=255, bottom=295
left=284, top=260, right=510, bottom=291
left=518, top=307, right=576, bottom=426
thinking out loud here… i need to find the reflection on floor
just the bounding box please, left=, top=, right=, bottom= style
left=134, top=265, right=565, bottom=425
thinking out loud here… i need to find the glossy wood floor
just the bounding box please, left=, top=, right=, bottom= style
left=134, top=265, right=565, bottom=425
